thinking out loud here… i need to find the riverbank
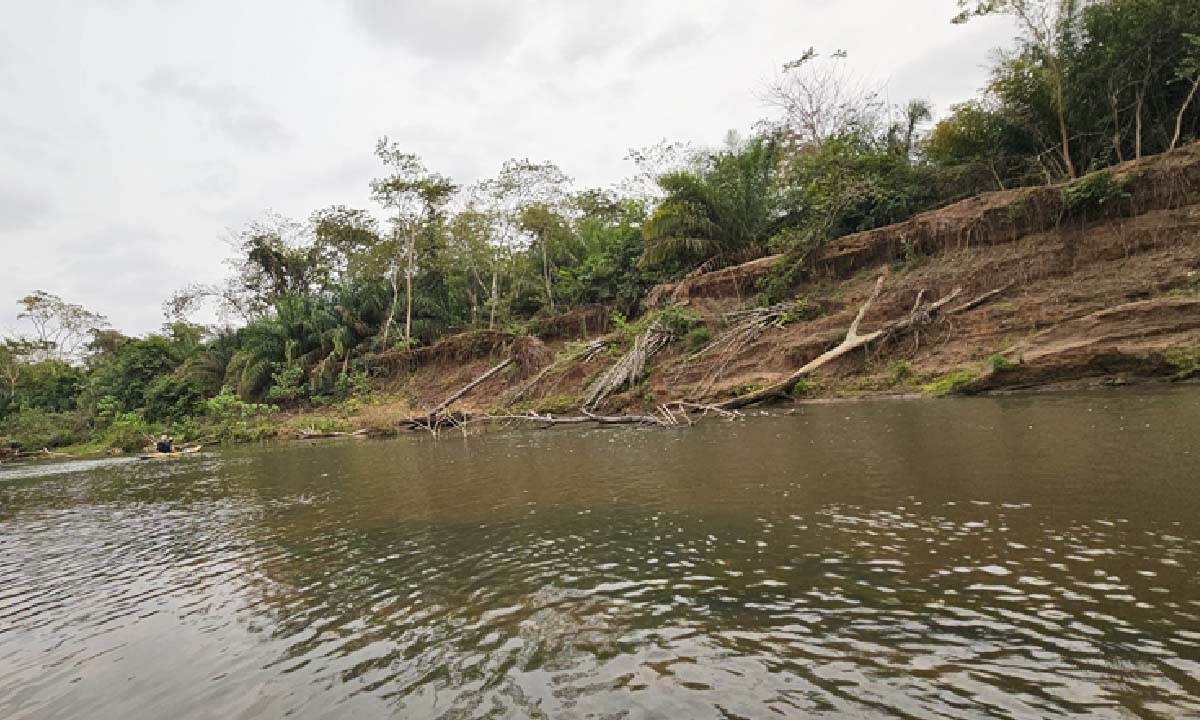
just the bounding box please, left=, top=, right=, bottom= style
left=347, top=144, right=1200, bottom=423
left=6, top=145, right=1200, bottom=461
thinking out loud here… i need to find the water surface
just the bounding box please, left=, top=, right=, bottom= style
left=3, top=388, right=1199, bottom=718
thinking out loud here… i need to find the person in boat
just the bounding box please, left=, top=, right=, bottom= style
left=156, top=435, right=174, bottom=454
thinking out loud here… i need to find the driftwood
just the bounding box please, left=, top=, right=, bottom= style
left=714, top=277, right=1003, bottom=410
left=471, top=411, right=665, bottom=427
left=13, top=448, right=71, bottom=459
left=298, top=429, right=368, bottom=440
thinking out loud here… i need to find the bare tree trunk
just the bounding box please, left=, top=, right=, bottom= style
left=404, top=231, right=415, bottom=346
left=541, top=240, right=555, bottom=313
left=489, top=269, right=498, bottom=330
left=426, top=359, right=512, bottom=418
left=1135, top=89, right=1145, bottom=159
left=381, top=269, right=399, bottom=348
left=1171, top=76, right=1200, bottom=151
left=1055, top=81, right=1075, bottom=178
left=713, top=279, right=1008, bottom=411
left=1109, top=90, right=1125, bottom=163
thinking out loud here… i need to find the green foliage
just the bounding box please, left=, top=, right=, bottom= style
left=0, top=408, right=88, bottom=450
left=986, top=354, right=1018, bottom=373
left=922, top=370, right=980, bottom=396
left=650, top=306, right=705, bottom=337
left=197, top=387, right=278, bottom=443
left=143, top=374, right=206, bottom=423
left=1059, top=171, right=1132, bottom=221
left=334, top=370, right=372, bottom=400
left=733, top=383, right=767, bottom=397
left=0, top=359, right=83, bottom=417
left=266, top=363, right=306, bottom=403
left=1168, top=272, right=1200, bottom=297
left=685, top=326, right=712, bottom=351
left=886, top=361, right=915, bottom=387
left=789, top=377, right=813, bottom=397
left=641, top=136, right=786, bottom=271
left=98, top=411, right=153, bottom=453
left=1165, top=348, right=1200, bottom=377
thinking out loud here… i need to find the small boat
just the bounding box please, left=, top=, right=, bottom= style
left=137, top=445, right=203, bottom=460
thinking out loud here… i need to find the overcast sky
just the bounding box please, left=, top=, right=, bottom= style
left=0, top=0, right=1014, bottom=337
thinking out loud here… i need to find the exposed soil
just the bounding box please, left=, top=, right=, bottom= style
left=358, top=144, right=1200, bottom=425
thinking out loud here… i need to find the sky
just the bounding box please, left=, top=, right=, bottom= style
left=0, top=0, right=1015, bottom=337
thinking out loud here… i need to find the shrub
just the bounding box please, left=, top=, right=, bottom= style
left=143, top=374, right=206, bottom=423
left=985, top=354, right=1017, bottom=373
left=1165, top=349, right=1200, bottom=378
left=886, top=360, right=914, bottom=386
left=1, top=408, right=87, bottom=450
left=1059, top=171, right=1131, bottom=222
left=685, top=326, right=712, bottom=351
left=99, top=411, right=153, bottom=452
left=922, top=370, right=978, bottom=396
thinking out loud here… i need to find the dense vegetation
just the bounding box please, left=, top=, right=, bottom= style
left=3, top=0, right=1198, bottom=454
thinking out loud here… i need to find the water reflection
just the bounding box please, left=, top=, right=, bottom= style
left=2, top=387, right=1199, bottom=718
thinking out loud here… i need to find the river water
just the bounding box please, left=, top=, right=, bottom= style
left=2, top=388, right=1199, bottom=719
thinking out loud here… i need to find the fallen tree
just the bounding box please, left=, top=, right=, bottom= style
left=714, top=278, right=1009, bottom=410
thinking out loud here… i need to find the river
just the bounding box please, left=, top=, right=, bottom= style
left=2, top=388, right=1199, bottom=719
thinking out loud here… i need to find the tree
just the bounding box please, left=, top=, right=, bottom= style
left=763, top=48, right=887, bottom=148
left=954, top=0, right=1086, bottom=178
left=640, top=135, right=784, bottom=271
left=1172, top=34, right=1200, bottom=150
left=482, top=159, right=572, bottom=319
left=370, top=139, right=457, bottom=347
left=16, top=291, right=108, bottom=363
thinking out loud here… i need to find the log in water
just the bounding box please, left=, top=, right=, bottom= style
left=2, top=387, right=1199, bottom=718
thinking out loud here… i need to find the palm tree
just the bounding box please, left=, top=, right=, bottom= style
left=640, top=136, right=783, bottom=271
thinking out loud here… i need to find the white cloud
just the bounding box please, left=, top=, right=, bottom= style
left=0, top=0, right=1014, bottom=336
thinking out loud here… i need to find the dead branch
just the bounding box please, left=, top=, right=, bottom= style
left=714, top=277, right=983, bottom=411
left=298, top=429, right=368, bottom=440
left=505, top=338, right=610, bottom=405
left=470, top=412, right=664, bottom=427
left=583, top=323, right=673, bottom=410
left=948, top=282, right=1013, bottom=315
left=426, top=358, right=512, bottom=418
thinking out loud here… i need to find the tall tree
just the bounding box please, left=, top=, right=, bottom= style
left=16, top=291, right=108, bottom=363
left=371, top=139, right=456, bottom=347
left=955, top=0, right=1086, bottom=177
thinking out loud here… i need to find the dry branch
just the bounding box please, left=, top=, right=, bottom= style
left=298, top=429, right=368, bottom=440
left=505, top=338, right=610, bottom=405
left=426, top=358, right=512, bottom=418
left=713, top=277, right=997, bottom=410
left=583, top=323, right=673, bottom=410
left=469, top=412, right=664, bottom=427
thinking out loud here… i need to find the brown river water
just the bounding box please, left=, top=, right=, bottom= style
left=2, top=387, right=1199, bottom=719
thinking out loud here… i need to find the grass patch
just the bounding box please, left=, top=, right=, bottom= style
left=985, top=353, right=1017, bottom=373
left=922, top=369, right=979, bottom=397
left=1165, top=348, right=1200, bottom=378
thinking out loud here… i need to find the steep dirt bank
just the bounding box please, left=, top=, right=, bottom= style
left=355, top=144, right=1200, bottom=427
